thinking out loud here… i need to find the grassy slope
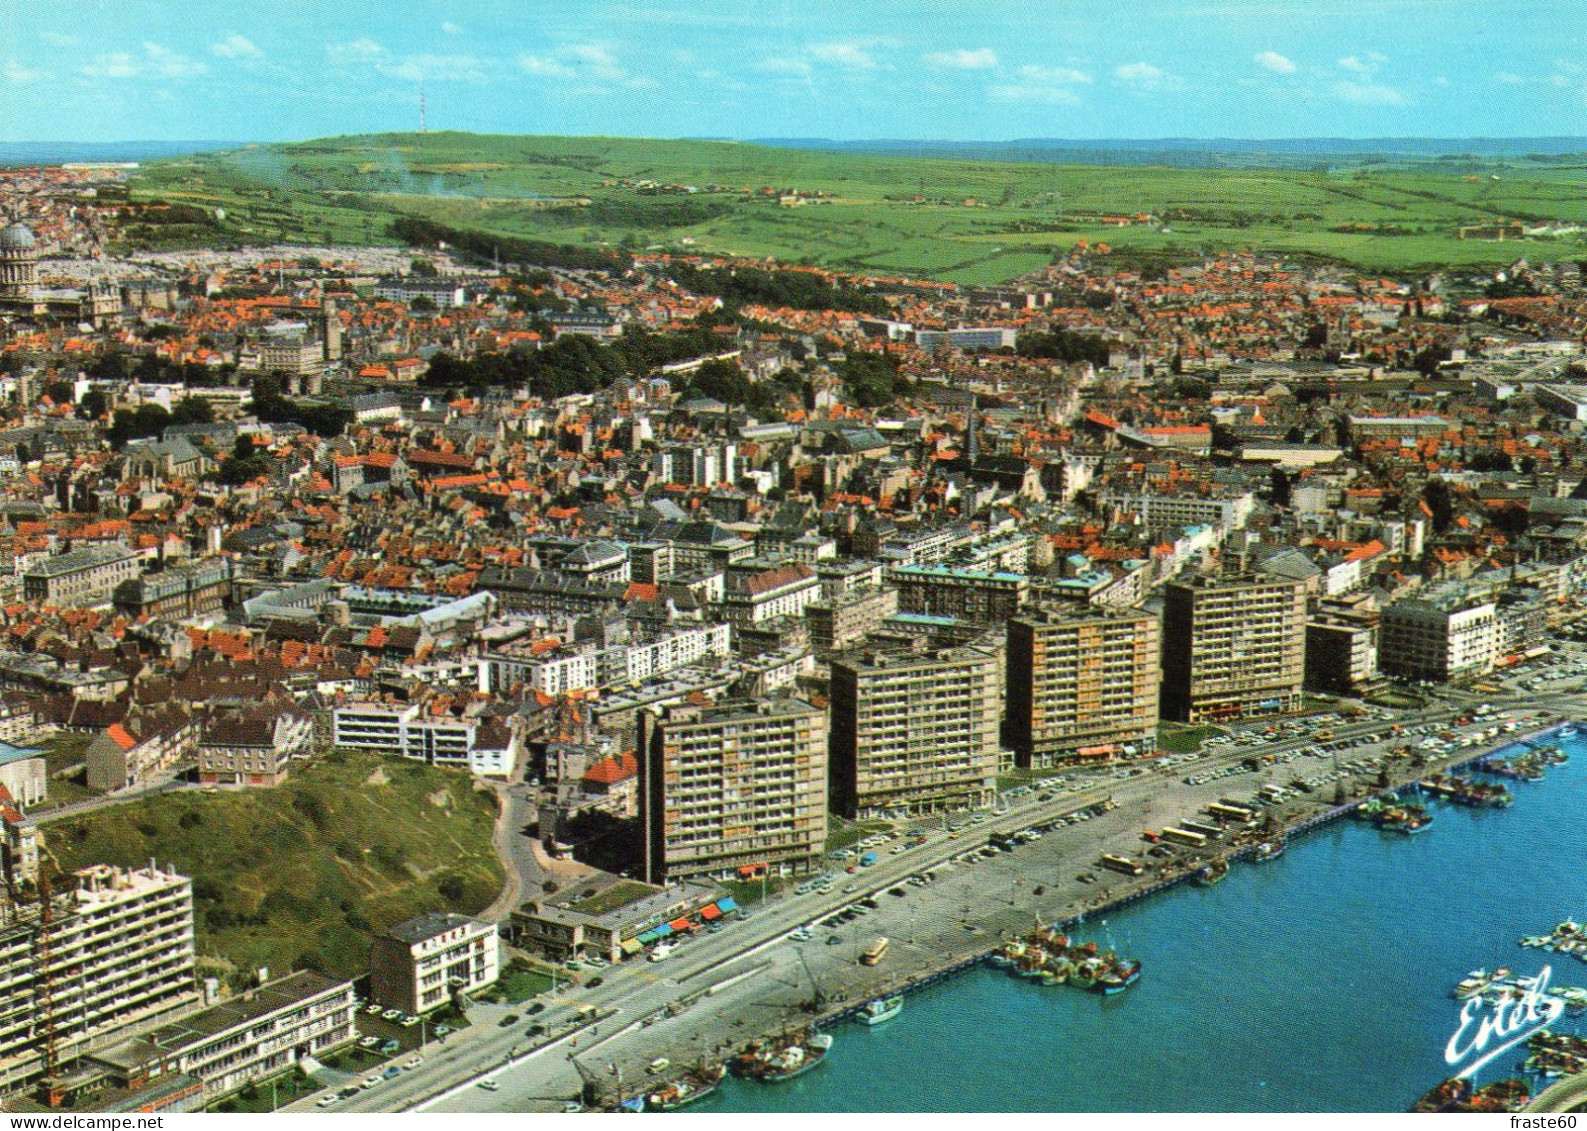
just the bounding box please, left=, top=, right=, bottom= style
left=47, top=749, right=503, bottom=982
left=129, top=132, right=1587, bottom=282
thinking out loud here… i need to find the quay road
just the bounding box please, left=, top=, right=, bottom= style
left=302, top=694, right=1580, bottom=1113
left=1529, top=1072, right=1587, bottom=1114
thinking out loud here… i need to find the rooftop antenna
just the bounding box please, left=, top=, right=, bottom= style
left=419, top=78, right=427, bottom=134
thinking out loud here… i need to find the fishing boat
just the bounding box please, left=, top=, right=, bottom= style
left=859, top=996, right=903, bottom=1026
left=1411, top=1076, right=1530, bottom=1113
left=1192, top=858, right=1229, bottom=886
left=646, top=1064, right=726, bottom=1111
left=734, top=1030, right=833, bottom=1083
left=1040, top=959, right=1074, bottom=987
left=1253, top=838, right=1286, bottom=863
left=1068, top=957, right=1106, bottom=991
left=1099, top=958, right=1143, bottom=995
left=1454, top=969, right=1494, bottom=1000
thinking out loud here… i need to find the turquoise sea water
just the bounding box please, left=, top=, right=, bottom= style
left=715, top=730, right=1587, bottom=1112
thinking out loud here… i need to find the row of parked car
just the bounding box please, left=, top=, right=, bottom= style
left=317, top=1054, right=427, bottom=1105
left=358, top=1001, right=428, bottom=1029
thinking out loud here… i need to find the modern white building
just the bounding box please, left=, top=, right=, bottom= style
left=95, top=971, right=356, bottom=1103
left=369, top=912, right=500, bottom=1014
left=332, top=704, right=517, bottom=777
left=1378, top=598, right=1498, bottom=682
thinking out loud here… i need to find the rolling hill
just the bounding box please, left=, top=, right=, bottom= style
left=125, top=131, right=1587, bottom=283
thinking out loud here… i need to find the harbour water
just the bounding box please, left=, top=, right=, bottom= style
left=715, top=730, right=1587, bottom=1112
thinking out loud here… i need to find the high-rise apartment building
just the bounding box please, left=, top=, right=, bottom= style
left=1006, top=605, right=1160, bottom=767
left=638, top=698, right=827, bottom=883
left=1377, top=597, right=1497, bottom=683
left=828, top=642, right=1002, bottom=818
left=1160, top=573, right=1307, bottom=722
left=0, top=864, right=198, bottom=1092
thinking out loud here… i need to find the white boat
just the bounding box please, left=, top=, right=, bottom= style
left=859, top=996, right=903, bottom=1026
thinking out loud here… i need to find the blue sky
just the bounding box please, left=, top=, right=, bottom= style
left=4, top=0, right=1587, bottom=142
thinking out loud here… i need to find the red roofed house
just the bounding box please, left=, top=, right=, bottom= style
left=85, top=709, right=199, bottom=793
left=581, top=751, right=640, bottom=817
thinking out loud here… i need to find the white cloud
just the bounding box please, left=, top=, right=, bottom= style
left=1254, top=50, right=1296, bottom=75
left=809, top=42, right=876, bottom=69
left=923, top=47, right=997, bottom=69
left=378, top=54, right=487, bottom=83
left=3, top=61, right=42, bottom=83
left=1337, top=51, right=1387, bottom=76
left=1494, top=71, right=1526, bottom=84
left=211, top=34, right=262, bottom=60
left=143, top=42, right=208, bottom=78
left=1114, top=61, right=1165, bottom=83
left=759, top=55, right=813, bottom=78
left=519, top=44, right=650, bottom=88
left=1334, top=79, right=1404, bottom=105
left=990, top=64, right=1092, bottom=104
left=328, top=38, right=388, bottom=62
left=519, top=54, right=578, bottom=79
left=441, top=21, right=463, bottom=35
left=80, top=52, right=140, bottom=79
left=39, top=32, right=78, bottom=47
left=1015, top=64, right=1092, bottom=85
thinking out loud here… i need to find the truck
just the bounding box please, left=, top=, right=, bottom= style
left=859, top=851, right=878, bottom=867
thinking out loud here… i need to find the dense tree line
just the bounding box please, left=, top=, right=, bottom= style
left=837, top=354, right=913, bottom=408
left=388, top=215, right=625, bottom=273
left=664, top=262, right=890, bottom=316
left=533, top=197, right=732, bottom=229
left=422, top=324, right=733, bottom=398
left=1016, top=328, right=1113, bottom=367
left=251, top=373, right=351, bottom=437
left=85, top=349, right=236, bottom=389
left=678, top=359, right=803, bottom=417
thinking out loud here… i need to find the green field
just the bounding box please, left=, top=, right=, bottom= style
left=48, top=749, right=503, bottom=983
left=125, top=131, right=1587, bottom=282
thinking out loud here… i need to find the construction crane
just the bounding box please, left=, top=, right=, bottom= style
left=36, top=872, right=58, bottom=1094
left=797, top=948, right=827, bottom=1013
left=568, top=1053, right=606, bottom=1110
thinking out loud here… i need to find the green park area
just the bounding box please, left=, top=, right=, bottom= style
left=49, top=749, right=503, bottom=984
left=124, top=131, right=1587, bottom=283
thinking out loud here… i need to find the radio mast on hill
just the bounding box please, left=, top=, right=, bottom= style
left=419, top=79, right=427, bottom=134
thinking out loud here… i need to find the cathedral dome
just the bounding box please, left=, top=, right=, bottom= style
left=0, top=222, right=36, bottom=251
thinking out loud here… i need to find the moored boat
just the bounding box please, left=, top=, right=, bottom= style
left=646, top=1064, right=726, bottom=1110
left=859, top=996, right=903, bottom=1026
left=734, top=1030, right=834, bottom=1083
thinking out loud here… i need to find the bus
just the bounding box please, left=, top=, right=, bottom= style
left=1161, top=826, right=1208, bottom=848
left=1100, top=854, right=1146, bottom=876
left=861, top=938, right=889, bottom=966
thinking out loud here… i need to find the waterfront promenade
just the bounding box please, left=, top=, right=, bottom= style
left=317, top=698, right=1577, bottom=1114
